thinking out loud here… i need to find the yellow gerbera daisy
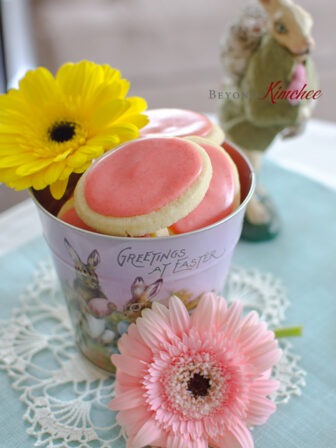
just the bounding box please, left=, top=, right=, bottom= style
left=0, top=61, right=148, bottom=199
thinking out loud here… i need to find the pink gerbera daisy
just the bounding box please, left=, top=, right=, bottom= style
left=109, top=293, right=282, bottom=448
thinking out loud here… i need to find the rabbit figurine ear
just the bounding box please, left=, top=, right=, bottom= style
left=258, top=0, right=275, bottom=8
left=64, top=238, right=81, bottom=264
left=258, top=0, right=292, bottom=9
left=87, top=250, right=100, bottom=268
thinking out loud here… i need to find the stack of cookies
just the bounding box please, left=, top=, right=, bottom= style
left=57, top=109, right=241, bottom=237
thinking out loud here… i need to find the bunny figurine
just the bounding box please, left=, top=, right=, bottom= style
left=123, top=276, right=163, bottom=321
left=219, top=0, right=319, bottom=241
left=64, top=238, right=117, bottom=344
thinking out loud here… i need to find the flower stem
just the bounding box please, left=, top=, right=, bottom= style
left=274, top=326, right=303, bottom=339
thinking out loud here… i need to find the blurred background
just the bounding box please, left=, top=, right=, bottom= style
left=0, top=0, right=335, bottom=210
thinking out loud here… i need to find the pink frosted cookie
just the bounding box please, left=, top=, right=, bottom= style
left=74, top=137, right=213, bottom=236
left=169, top=136, right=240, bottom=234
left=57, top=197, right=168, bottom=237
left=57, top=197, right=96, bottom=232
left=140, top=108, right=225, bottom=145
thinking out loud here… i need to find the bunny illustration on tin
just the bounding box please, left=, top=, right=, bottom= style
left=123, top=276, right=163, bottom=320
left=64, top=238, right=117, bottom=344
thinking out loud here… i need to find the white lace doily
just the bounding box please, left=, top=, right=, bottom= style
left=0, top=261, right=306, bottom=448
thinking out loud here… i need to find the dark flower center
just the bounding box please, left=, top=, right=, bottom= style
left=49, top=121, right=76, bottom=143
left=187, top=373, right=211, bottom=397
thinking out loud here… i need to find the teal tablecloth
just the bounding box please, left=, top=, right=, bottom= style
left=0, top=160, right=335, bottom=448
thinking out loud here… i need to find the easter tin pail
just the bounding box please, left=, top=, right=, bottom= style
left=31, top=141, right=255, bottom=372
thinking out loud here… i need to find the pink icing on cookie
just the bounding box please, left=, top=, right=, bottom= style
left=59, top=206, right=95, bottom=232
left=140, top=108, right=213, bottom=138
left=84, top=137, right=203, bottom=217
left=170, top=142, right=237, bottom=234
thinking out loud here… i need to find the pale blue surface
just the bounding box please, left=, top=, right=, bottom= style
left=1, top=160, right=336, bottom=448
left=234, top=162, right=336, bottom=448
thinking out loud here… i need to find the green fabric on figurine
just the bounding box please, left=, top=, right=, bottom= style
left=220, top=34, right=317, bottom=151
left=219, top=0, right=319, bottom=241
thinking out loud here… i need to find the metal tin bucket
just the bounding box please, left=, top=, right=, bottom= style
left=31, top=141, right=255, bottom=372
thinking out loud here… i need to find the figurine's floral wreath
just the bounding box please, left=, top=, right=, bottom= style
left=0, top=61, right=148, bottom=199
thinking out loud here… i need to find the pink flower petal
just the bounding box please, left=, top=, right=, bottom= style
left=166, top=434, right=208, bottom=448
left=136, top=307, right=176, bottom=350
left=117, top=408, right=150, bottom=439
left=209, top=429, right=242, bottom=448
left=214, top=294, right=229, bottom=327
left=245, top=331, right=275, bottom=353
left=141, top=302, right=170, bottom=327
left=114, top=373, right=141, bottom=392
left=190, top=293, right=220, bottom=332
left=249, top=378, right=280, bottom=396
left=247, top=343, right=282, bottom=371
left=222, top=301, right=243, bottom=337
left=129, top=418, right=164, bottom=448
left=109, top=387, right=145, bottom=410
left=118, top=324, right=153, bottom=361
left=238, top=318, right=268, bottom=350
left=229, top=420, right=254, bottom=448
left=151, top=301, right=170, bottom=319
left=111, top=354, right=147, bottom=377
left=240, top=311, right=259, bottom=328
left=246, top=395, right=277, bottom=426
left=168, top=295, right=190, bottom=336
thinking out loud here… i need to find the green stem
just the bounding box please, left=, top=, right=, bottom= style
left=274, top=326, right=303, bottom=339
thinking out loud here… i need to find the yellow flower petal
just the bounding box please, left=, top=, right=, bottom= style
left=101, top=64, right=122, bottom=84
left=16, top=159, right=53, bottom=176
left=108, top=123, right=140, bottom=140
left=91, top=99, right=130, bottom=129
left=113, top=98, right=148, bottom=127
left=66, top=151, right=90, bottom=168
left=44, top=162, right=67, bottom=185
left=72, top=161, right=92, bottom=174
left=59, top=165, right=74, bottom=180
left=53, top=149, right=73, bottom=162
left=56, top=61, right=105, bottom=96
left=18, top=67, right=63, bottom=110
left=125, top=97, right=148, bottom=113
left=3, top=173, right=35, bottom=190
left=0, top=153, right=33, bottom=167
left=31, top=172, right=50, bottom=190
left=76, top=144, right=105, bottom=158
left=50, top=178, right=68, bottom=199
left=117, top=113, right=149, bottom=129
left=87, top=134, right=120, bottom=148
